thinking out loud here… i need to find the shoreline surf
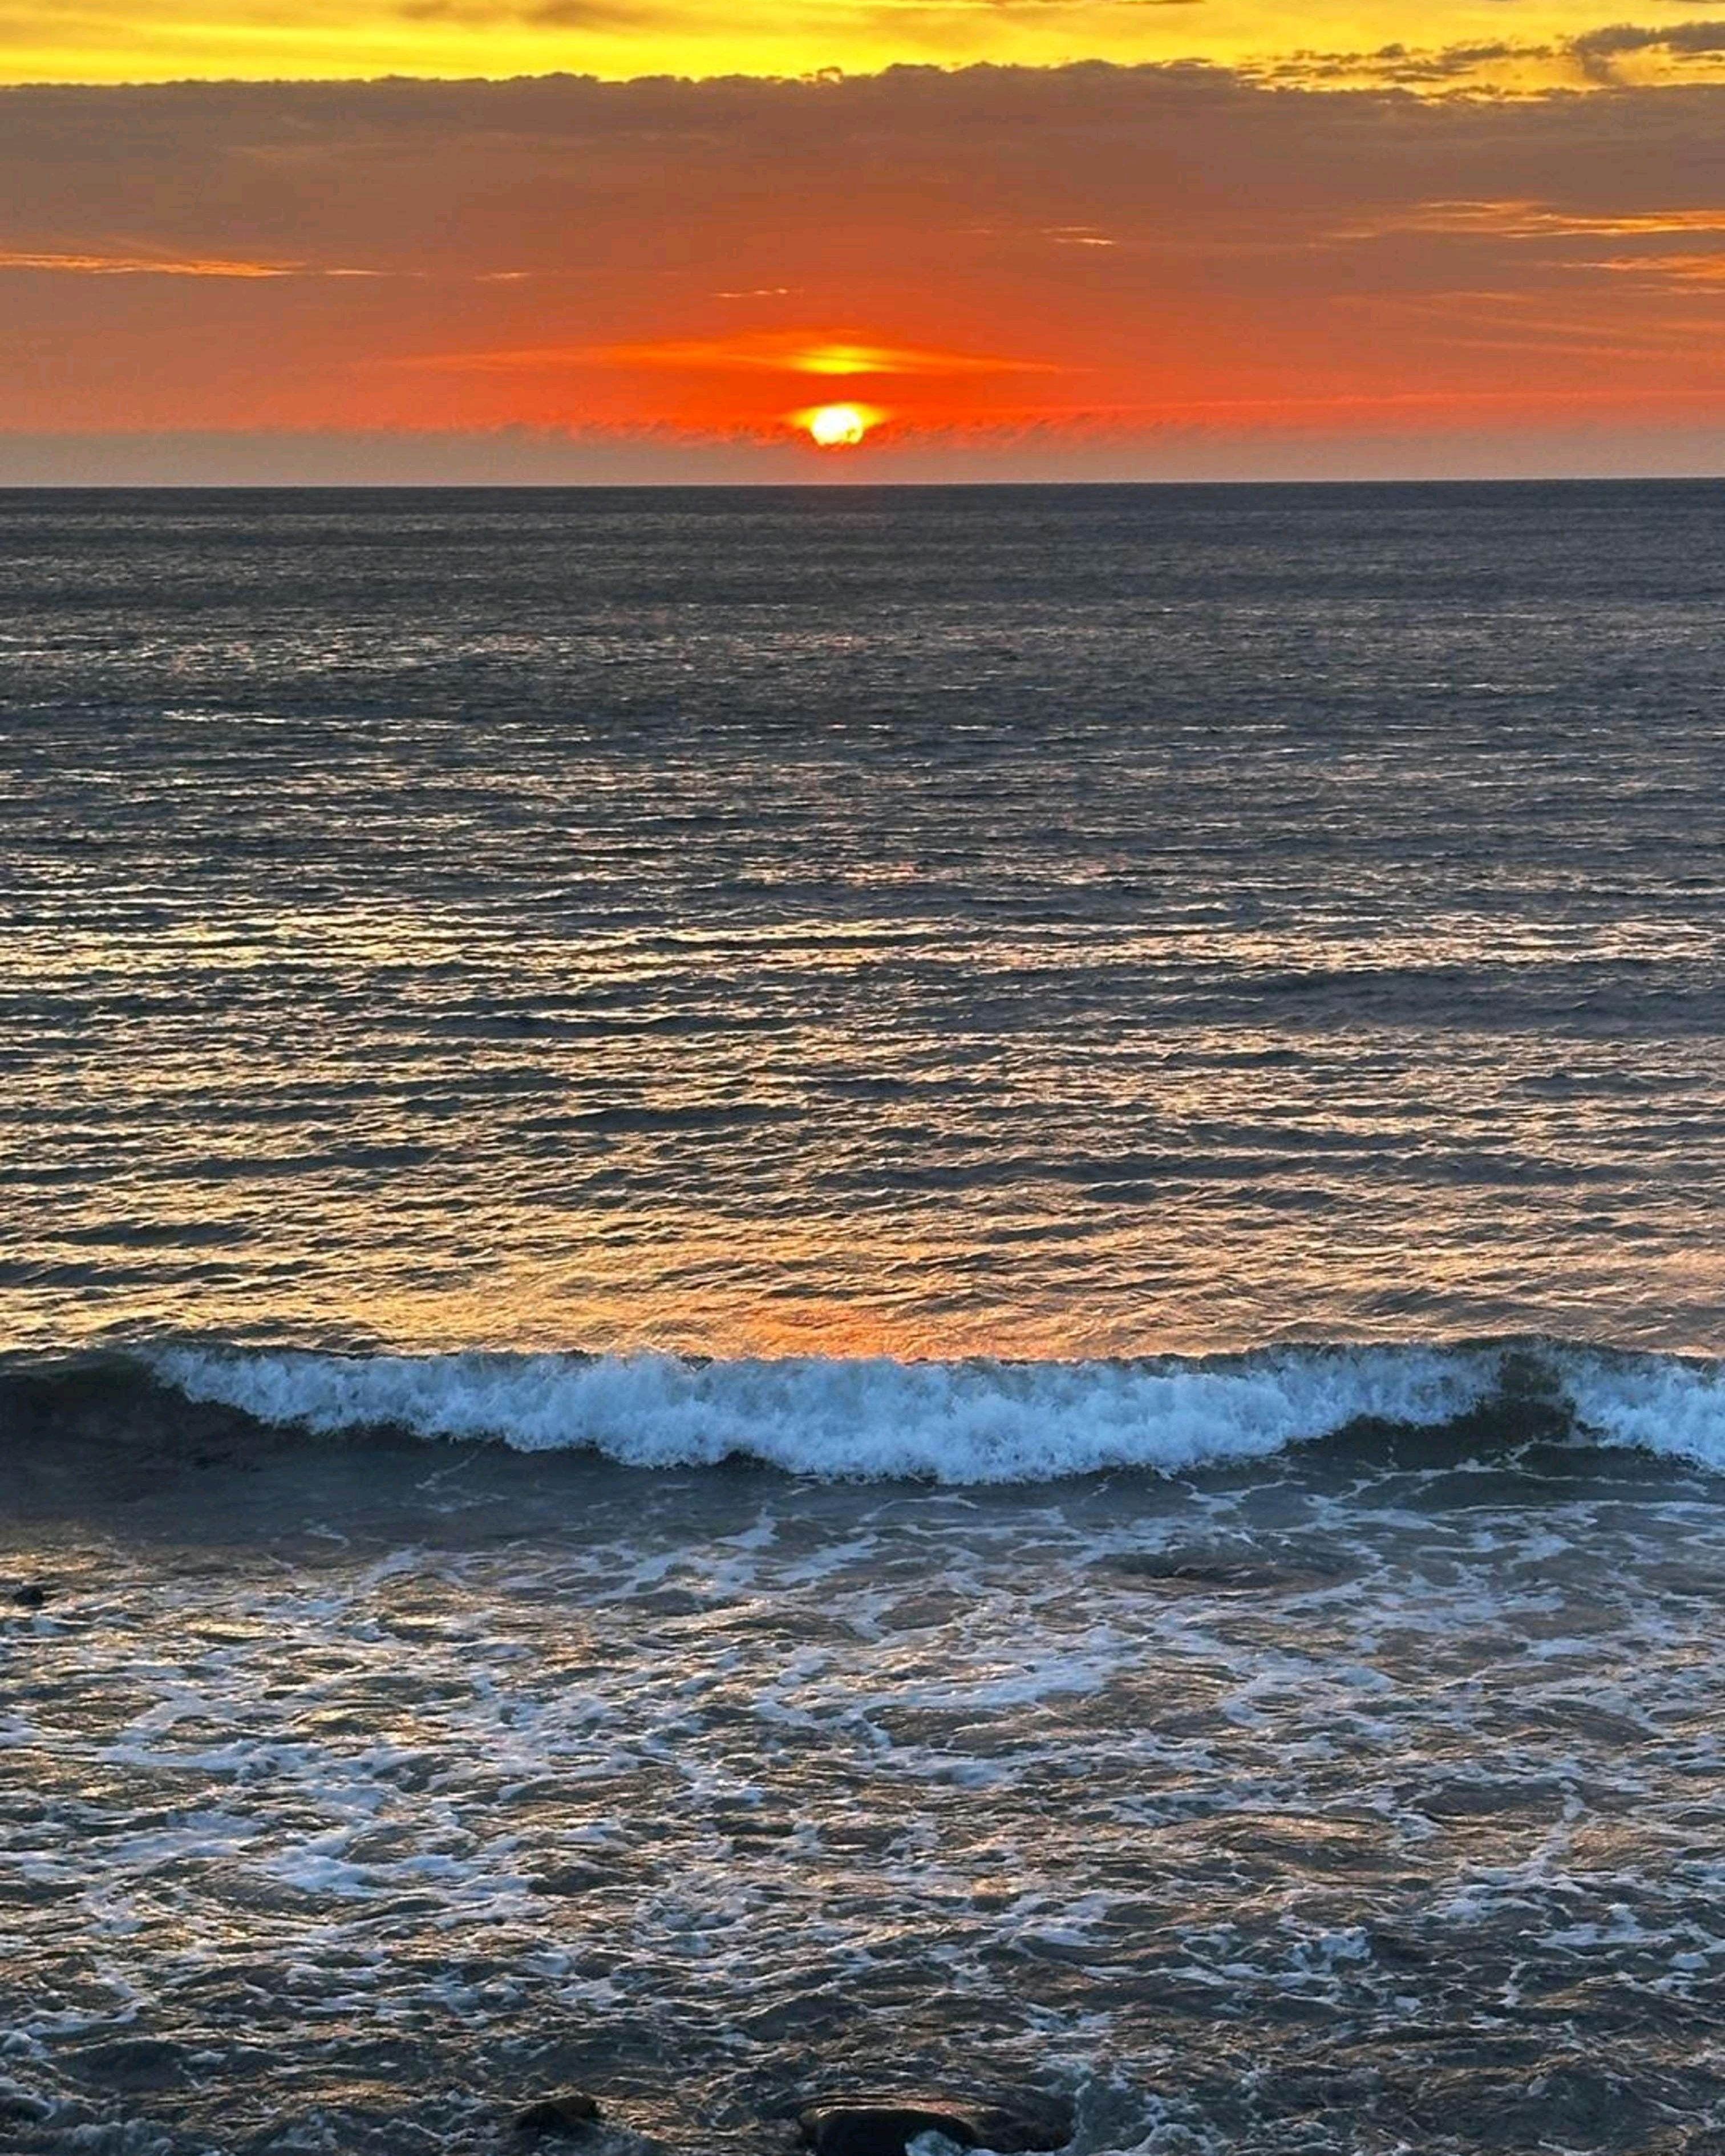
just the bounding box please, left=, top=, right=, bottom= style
left=4, top=1335, right=1722, bottom=1485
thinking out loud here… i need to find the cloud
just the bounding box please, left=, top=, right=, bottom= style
left=1367, top=200, right=1725, bottom=240
left=1593, top=250, right=1725, bottom=286
left=392, top=330, right=1068, bottom=380
left=1569, top=18, right=1725, bottom=82
left=591, top=333, right=1066, bottom=375
left=0, top=248, right=290, bottom=276
left=1254, top=21, right=1725, bottom=89
left=0, top=247, right=384, bottom=277
left=1257, top=38, right=1533, bottom=87
left=1573, top=18, right=1725, bottom=56
left=1341, top=196, right=1725, bottom=295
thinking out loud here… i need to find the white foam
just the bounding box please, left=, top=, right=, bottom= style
left=1562, top=1349, right=1725, bottom=1470
left=150, top=1343, right=1501, bottom=1483
left=145, top=1339, right=1725, bottom=1484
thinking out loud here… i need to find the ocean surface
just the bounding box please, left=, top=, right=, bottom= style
left=3, top=481, right=1724, bottom=2155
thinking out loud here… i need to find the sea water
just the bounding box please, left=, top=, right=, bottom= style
left=2, top=483, right=1723, bottom=2154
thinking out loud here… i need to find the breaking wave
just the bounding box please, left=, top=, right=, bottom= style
left=5, top=1338, right=1722, bottom=1484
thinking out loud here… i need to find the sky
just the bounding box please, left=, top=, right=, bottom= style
left=3, top=4, right=1724, bottom=479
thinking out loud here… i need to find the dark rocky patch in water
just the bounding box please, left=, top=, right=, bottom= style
left=798, top=2093, right=1072, bottom=2156
left=515, top=2090, right=603, bottom=2138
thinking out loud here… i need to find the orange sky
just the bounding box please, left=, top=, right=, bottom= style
left=3, top=62, right=1724, bottom=477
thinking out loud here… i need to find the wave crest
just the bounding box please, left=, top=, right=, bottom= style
left=110, top=1339, right=1722, bottom=1484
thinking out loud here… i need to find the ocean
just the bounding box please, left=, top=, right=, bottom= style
left=3, top=481, right=1723, bottom=2154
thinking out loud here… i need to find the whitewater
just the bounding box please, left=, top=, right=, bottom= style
left=121, top=1338, right=1725, bottom=1480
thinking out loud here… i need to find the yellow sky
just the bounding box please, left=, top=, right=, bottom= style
left=3, top=0, right=1723, bottom=88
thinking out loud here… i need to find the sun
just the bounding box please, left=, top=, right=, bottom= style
left=803, top=403, right=876, bottom=449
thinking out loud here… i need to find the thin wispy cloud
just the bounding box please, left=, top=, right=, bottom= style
left=0, top=248, right=380, bottom=277
left=398, top=333, right=1068, bottom=376
left=1386, top=201, right=1725, bottom=241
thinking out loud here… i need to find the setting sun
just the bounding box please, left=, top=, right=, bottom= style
left=803, top=403, right=877, bottom=449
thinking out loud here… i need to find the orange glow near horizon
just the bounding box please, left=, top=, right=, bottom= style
left=2, top=70, right=1724, bottom=479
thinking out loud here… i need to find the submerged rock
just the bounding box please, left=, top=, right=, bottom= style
left=515, top=2090, right=602, bottom=2138
left=798, top=2094, right=1071, bottom=2156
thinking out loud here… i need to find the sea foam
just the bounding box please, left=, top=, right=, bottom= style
left=140, top=1340, right=1725, bottom=1484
